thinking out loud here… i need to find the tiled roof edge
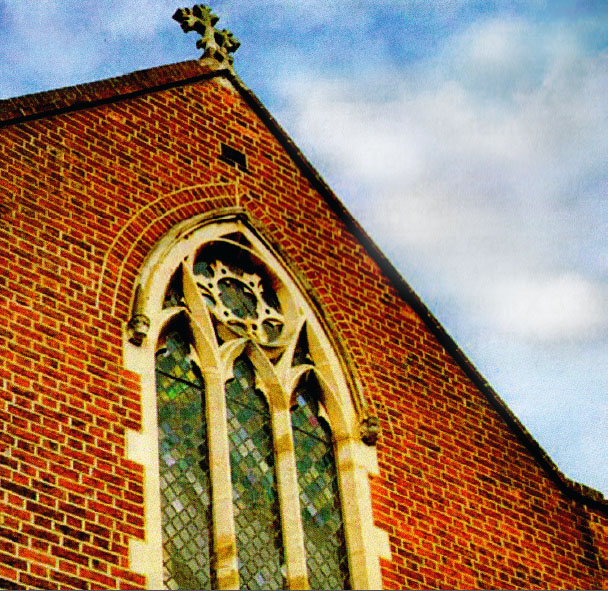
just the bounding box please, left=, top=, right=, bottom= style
left=0, top=60, right=219, bottom=127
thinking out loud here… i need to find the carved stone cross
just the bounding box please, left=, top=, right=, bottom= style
left=173, top=4, right=240, bottom=67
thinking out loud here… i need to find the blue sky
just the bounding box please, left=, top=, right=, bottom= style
left=1, top=0, right=606, bottom=495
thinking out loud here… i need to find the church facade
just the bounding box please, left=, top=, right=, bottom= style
left=0, top=7, right=607, bottom=590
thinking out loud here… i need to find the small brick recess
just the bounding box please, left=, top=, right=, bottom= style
left=0, top=60, right=606, bottom=590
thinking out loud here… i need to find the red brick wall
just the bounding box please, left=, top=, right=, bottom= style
left=0, top=62, right=606, bottom=589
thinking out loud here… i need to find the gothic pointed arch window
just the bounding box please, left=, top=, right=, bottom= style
left=125, top=214, right=389, bottom=590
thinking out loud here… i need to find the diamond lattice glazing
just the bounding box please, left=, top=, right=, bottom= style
left=292, top=375, right=350, bottom=590
left=225, top=357, right=285, bottom=590
left=156, top=328, right=212, bottom=590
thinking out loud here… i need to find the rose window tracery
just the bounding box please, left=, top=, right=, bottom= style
left=194, top=259, right=284, bottom=345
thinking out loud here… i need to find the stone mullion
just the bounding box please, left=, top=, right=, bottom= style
left=334, top=437, right=376, bottom=591
left=182, top=263, right=239, bottom=589
left=205, top=369, right=239, bottom=590
left=272, top=406, right=310, bottom=590
left=247, top=338, right=310, bottom=589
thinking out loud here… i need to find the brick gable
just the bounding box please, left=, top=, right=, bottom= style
left=0, top=61, right=606, bottom=589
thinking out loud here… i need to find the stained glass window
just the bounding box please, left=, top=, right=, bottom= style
left=292, top=328, right=313, bottom=367
left=156, top=324, right=212, bottom=590
left=292, top=374, right=350, bottom=590
left=150, top=228, right=364, bottom=590
left=225, top=356, right=285, bottom=590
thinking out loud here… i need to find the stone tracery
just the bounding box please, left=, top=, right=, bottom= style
left=154, top=221, right=350, bottom=589
left=194, top=259, right=285, bottom=345
left=125, top=214, right=386, bottom=590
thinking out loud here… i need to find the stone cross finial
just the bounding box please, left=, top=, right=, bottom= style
left=173, top=4, right=240, bottom=67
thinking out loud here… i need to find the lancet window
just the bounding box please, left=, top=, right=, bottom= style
left=125, top=215, right=387, bottom=589
left=152, top=225, right=352, bottom=590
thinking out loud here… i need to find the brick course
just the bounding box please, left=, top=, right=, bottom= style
left=0, top=60, right=606, bottom=589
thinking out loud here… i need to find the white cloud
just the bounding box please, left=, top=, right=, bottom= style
left=483, top=274, right=607, bottom=342
left=0, top=1, right=102, bottom=91
left=0, top=0, right=191, bottom=97
left=276, top=15, right=608, bottom=344
left=99, top=0, right=174, bottom=39
left=273, top=14, right=608, bottom=495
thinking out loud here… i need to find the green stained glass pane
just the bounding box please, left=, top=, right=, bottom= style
left=193, top=259, right=214, bottom=278
left=218, top=278, right=258, bottom=319
left=262, top=319, right=282, bottom=342
left=225, top=356, right=285, bottom=590
left=291, top=376, right=350, bottom=590
left=156, top=328, right=212, bottom=590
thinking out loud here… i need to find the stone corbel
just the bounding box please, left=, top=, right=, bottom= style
left=360, top=413, right=380, bottom=446
left=128, top=285, right=151, bottom=346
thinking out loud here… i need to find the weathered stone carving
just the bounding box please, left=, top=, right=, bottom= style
left=360, top=414, right=380, bottom=445
left=128, top=285, right=150, bottom=345
left=128, top=314, right=151, bottom=346
left=173, top=4, right=240, bottom=67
